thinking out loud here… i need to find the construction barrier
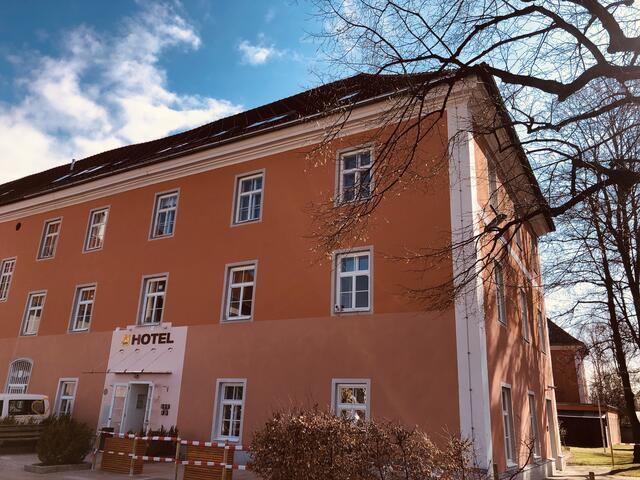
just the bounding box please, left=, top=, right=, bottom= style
left=90, top=430, right=247, bottom=478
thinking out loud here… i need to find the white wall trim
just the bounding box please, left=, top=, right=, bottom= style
left=448, top=96, right=493, bottom=469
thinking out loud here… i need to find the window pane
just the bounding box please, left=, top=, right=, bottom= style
left=355, top=291, right=369, bottom=308
left=251, top=193, right=261, bottom=219
left=241, top=299, right=252, bottom=316
left=340, top=292, right=352, bottom=309
left=341, top=257, right=355, bottom=272
left=340, top=276, right=353, bottom=293
left=343, top=155, right=357, bottom=170
left=359, top=151, right=371, bottom=166
left=343, top=172, right=355, bottom=188
left=357, top=255, right=369, bottom=271
left=242, top=268, right=255, bottom=283
left=355, top=275, right=368, bottom=291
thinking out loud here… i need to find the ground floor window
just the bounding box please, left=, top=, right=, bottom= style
left=5, top=359, right=32, bottom=394
left=55, top=379, right=78, bottom=416
left=214, top=380, right=246, bottom=442
left=528, top=392, right=541, bottom=457
left=332, top=379, right=370, bottom=422
left=501, top=385, right=517, bottom=467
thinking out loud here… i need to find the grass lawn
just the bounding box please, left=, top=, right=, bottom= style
left=567, top=444, right=640, bottom=477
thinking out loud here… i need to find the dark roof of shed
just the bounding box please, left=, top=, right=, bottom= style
left=548, top=319, right=587, bottom=350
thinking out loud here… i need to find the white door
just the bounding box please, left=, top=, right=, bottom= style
left=122, top=383, right=152, bottom=434
left=108, top=384, right=128, bottom=434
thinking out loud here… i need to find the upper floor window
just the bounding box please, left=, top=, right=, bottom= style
left=5, top=359, right=32, bottom=394
left=150, top=191, right=178, bottom=239
left=514, top=226, right=524, bottom=251
left=0, top=258, right=16, bottom=301
left=335, top=251, right=371, bottom=313
left=234, top=173, right=263, bottom=224
left=70, top=285, right=96, bottom=332
left=38, top=219, right=61, bottom=259
left=223, top=264, right=256, bottom=321
left=338, top=149, right=372, bottom=203
left=84, top=208, right=109, bottom=251
left=214, top=381, right=246, bottom=442
left=333, top=380, right=369, bottom=422
left=139, top=276, right=167, bottom=325
left=520, top=288, right=530, bottom=342
left=55, top=379, right=77, bottom=416
left=21, top=292, right=45, bottom=336
left=494, top=261, right=506, bottom=326
left=488, top=160, right=499, bottom=210
left=537, top=309, right=546, bottom=353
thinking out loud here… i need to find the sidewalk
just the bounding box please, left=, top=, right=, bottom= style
left=0, top=453, right=257, bottom=480
left=552, top=465, right=637, bottom=480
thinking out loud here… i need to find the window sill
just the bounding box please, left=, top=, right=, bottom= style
left=222, top=317, right=252, bottom=324
left=334, top=309, right=372, bottom=316
left=20, top=333, right=38, bottom=337
left=69, top=329, right=90, bottom=334
left=232, top=218, right=261, bottom=227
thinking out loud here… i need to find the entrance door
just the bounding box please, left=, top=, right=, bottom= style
left=108, top=385, right=128, bottom=434
left=546, top=399, right=559, bottom=459
left=122, top=383, right=153, bottom=435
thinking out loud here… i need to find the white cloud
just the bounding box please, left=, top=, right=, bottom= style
left=238, top=39, right=283, bottom=66
left=0, top=3, right=243, bottom=184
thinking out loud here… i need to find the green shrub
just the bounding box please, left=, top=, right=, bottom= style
left=146, top=425, right=179, bottom=457
left=36, top=416, right=93, bottom=465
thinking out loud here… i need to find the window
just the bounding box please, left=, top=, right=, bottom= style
left=55, top=380, right=77, bottom=416
left=70, top=286, right=96, bottom=332
left=537, top=310, right=546, bottom=353
left=84, top=208, right=109, bottom=251
left=5, top=359, right=32, bottom=394
left=224, top=264, right=256, bottom=321
left=214, top=381, right=245, bottom=441
left=335, top=251, right=371, bottom=312
left=338, top=149, right=372, bottom=203
left=530, top=235, right=539, bottom=272
left=21, top=292, right=46, bottom=336
left=38, top=219, right=61, bottom=259
left=494, top=261, right=506, bottom=326
left=8, top=398, right=45, bottom=416
left=234, top=173, right=263, bottom=224
left=501, top=386, right=516, bottom=466
left=0, top=258, right=16, bottom=301
left=528, top=393, right=541, bottom=457
left=520, top=288, right=530, bottom=342
left=333, top=380, right=369, bottom=422
left=488, top=161, right=499, bottom=209
left=139, top=276, right=167, bottom=325
left=515, top=226, right=524, bottom=251
left=150, top=191, right=178, bottom=238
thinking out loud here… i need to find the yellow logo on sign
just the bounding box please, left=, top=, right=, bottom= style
left=121, top=334, right=130, bottom=346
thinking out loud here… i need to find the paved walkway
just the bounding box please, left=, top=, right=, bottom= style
left=0, top=453, right=257, bottom=480
left=552, top=465, right=636, bottom=480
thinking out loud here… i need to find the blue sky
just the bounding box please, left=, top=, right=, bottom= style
left=0, top=0, right=324, bottom=183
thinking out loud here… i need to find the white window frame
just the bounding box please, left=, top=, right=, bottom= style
left=494, top=261, right=507, bottom=326
left=21, top=291, right=46, bottom=336
left=5, top=359, right=33, bottom=394
left=222, top=262, right=257, bottom=322
left=528, top=391, right=541, bottom=458
left=334, top=249, right=372, bottom=314
left=54, top=378, right=78, bottom=417
left=336, top=147, right=374, bottom=204
left=520, top=288, right=530, bottom=342
left=212, top=379, right=247, bottom=442
left=233, top=171, right=264, bottom=225
left=84, top=207, right=109, bottom=252
left=331, top=378, right=371, bottom=422
left=69, top=285, right=97, bottom=332
left=501, top=385, right=517, bottom=467
left=0, top=257, right=16, bottom=302
left=149, top=190, right=179, bottom=239
left=37, top=218, right=62, bottom=259
left=138, top=275, right=168, bottom=325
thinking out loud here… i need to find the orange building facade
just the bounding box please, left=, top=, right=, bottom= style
left=0, top=73, right=562, bottom=477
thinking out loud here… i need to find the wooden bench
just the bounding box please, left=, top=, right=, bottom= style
left=0, top=424, right=44, bottom=447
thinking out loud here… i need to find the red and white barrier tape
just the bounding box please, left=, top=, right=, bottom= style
left=179, top=440, right=243, bottom=450
left=180, top=460, right=247, bottom=470
left=98, top=431, right=136, bottom=439
left=132, top=455, right=176, bottom=462
left=138, top=436, right=178, bottom=442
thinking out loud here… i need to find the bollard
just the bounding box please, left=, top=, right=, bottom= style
left=174, top=438, right=181, bottom=480
left=493, top=463, right=499, bottom=480
left=129, top=436, right=138, bottom=476
left=91, top=431, right=101, bottom=471
left=589, top=472, right=595, bottom=480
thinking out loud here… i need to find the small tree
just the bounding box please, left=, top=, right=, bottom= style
left=36, top=416, right=93, bottom=466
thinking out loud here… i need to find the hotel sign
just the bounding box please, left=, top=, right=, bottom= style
left=121, top=332, right=175, bottom=346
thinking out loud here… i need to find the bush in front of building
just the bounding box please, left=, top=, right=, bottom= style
left=249, top=407, right=475, bottom=480
left=36, top=416, right=93, bottom=465
left=145, top=425, right=179, bottom=457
